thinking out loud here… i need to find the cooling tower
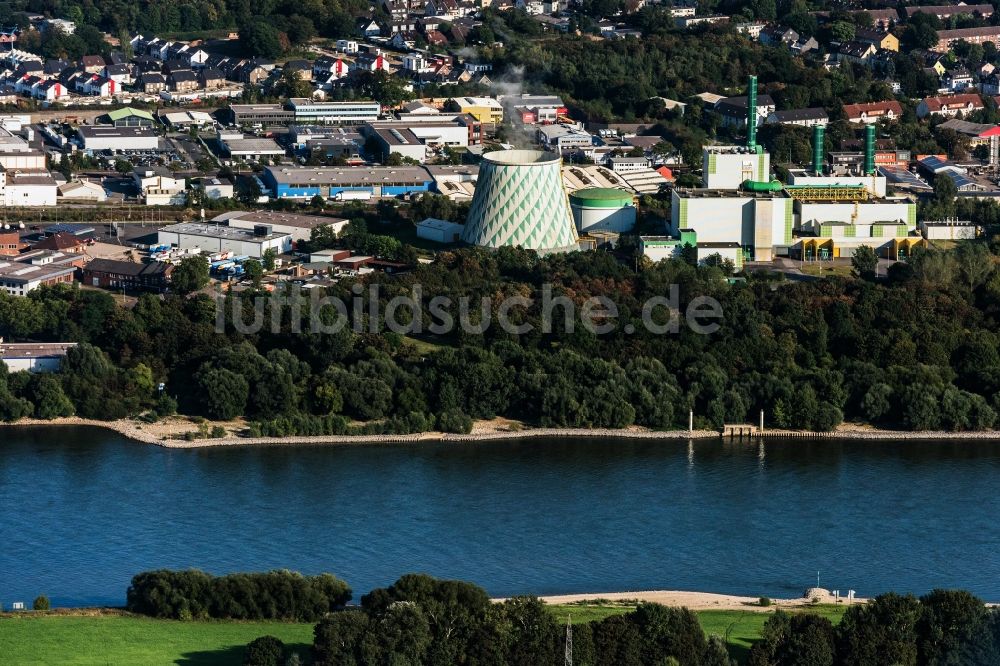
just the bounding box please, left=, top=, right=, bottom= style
left=462, top=150, right=579, bottom=253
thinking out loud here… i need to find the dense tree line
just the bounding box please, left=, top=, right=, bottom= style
left=126, top=569, right=351, bottom=621
left=749, top=589, right=1000, bottom=666
left=309, top=574, right=731, bottom=666
left=4, top=241, right=1000, bottom=434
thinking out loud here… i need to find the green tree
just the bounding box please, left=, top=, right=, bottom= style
left=837, top=593, right=920, bottom=666
left=356, top=70, right=414, bottom=108
left=29, top=374, right=74, bottom=419
left=172, top=256, right=210, bottom=295
left=852, top=245, right=878, bottom=279
left=244, top=635, right=284, bottom=666
left=195, top=367, right=249, bottom=420
left=239, top=20, right=284, bottom=59
left=917, top=589, right=987, bottom=665
left=32, top=595, right=50, bottom=611
left=243, top=259, right=264, bottom=286
left=114, top=159, right=133, bottom=175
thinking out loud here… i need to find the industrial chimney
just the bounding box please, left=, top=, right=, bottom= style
left=746, top=75, right=757, bottom=151
left=863, top=124, right=876, bottom=176
left=813, top=124, right=825, bottom=176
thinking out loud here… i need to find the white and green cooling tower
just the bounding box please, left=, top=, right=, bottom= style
left=462, top=150, right=579, bottom=253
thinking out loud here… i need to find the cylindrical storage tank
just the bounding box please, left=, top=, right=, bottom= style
left=569, top=188, right=636, bottom=233
left=462, top=150, right=579, bottom=253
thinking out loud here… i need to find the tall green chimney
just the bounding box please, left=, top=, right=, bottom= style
left=747, top=75, right=757, bottom=150
left=813, top=124, right=825, bottom=176
left=864, top=124, right=876, bottom=176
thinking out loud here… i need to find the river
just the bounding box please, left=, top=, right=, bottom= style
left=2, top=426, right=1000, bottom=608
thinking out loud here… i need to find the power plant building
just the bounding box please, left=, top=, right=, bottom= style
left=569, top=188, right=636, bottom=233
left=702, top=145, right=771, bottom=189
left=462, top=150, right=579, bottom=253
left=671, top=188, right=791, bottom=261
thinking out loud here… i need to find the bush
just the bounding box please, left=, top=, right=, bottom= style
left=210, top=426, right=227, bottom=438
left=437, top=409, right=473, bottom=434
left=32, top=595, right=50, bottom=611
left=759, top=596, right=771, bottom=607
left=244, top=635, right=285, bottom=666
left=126, top=569, right=352, bottom=621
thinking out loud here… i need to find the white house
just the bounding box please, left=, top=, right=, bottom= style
left=417, top=217, right=464, bottom=243
left=133, top=166, right=185, bottom=206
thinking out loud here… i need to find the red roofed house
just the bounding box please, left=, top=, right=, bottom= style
left=934, top=26, right=1000, bottom=52
left=34, top=232, right=86, bottom=253
left=656, top=166, right=674, bottom=181
left=916, top=93, right=984, bottom=118
left=425, top=30, right=448, bottom=46
left=843, top=100, right=903, bottom=124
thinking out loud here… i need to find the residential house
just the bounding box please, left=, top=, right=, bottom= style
left=231, top=61, right=268, bottom=85
left=359, top=19, right=382, bottom=38
left=843, top=100, right=904, bottom=123
left=103, top=63, right=133, bottom=85
left=43, top=59, right=70, bottom=76
left=791, top=36, right=819, bottom=56
left=981, top=72, right=1000, bottom=95
left=759, top=25, right=798, bottom=47
left=198, top=68, right=225, bottom=90
left=944, top=68, right=974, bottom=92
left=80, top=55, right=105, bottom=73
left=935, top=27, right=1000, bottom=52
left=283, top=60, right=312, bottom=81
left=906, top=4, right=993, bottom=20
left=766, top=108, right=829, bottom=127
left=384, top=18, right=417, bottom=33
left=139, top=72, right=166, bottom=94
left=188, top=49, right=210, bottom=68
left=917, top=93, right=984, bottom=118
left=353, top=53, right=390, bottom=72
left=838, top=41, right=877, bottom=65
left=425, top=30, right=448, bottom=46
left=168, top=69, right=199, bottom=93
left=36, top=79, right=68, bottom=101
left=314, top=57, right=349, bottom=82
left=855, top=29, right=899, bottom=52
left=715, top=94, right=775, bottom=128
left=735, top=21, right=767, bottom=39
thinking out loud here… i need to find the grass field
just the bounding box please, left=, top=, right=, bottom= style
left=0, top=614, right=314, bottom=666
left=0, top=604, right=850, bottom=665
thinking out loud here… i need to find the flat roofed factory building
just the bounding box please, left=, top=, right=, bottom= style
left=157, top=222, right=292, bottom=258
left=78, top=126, right=160, bottom=151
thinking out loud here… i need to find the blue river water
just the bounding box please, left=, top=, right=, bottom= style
left=1, top=426, right=1000, bottom=608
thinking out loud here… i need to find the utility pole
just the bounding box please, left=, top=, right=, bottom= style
left=565, top=615, right=573, bottom=666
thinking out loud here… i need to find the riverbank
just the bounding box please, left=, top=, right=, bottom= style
left=0, top=416, right=721, bottom=447
left=528, top=588, right=866, bottom=612
left=6, top=416, right=1000, bottom=448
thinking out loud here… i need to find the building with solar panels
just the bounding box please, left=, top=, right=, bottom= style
left=916, top=156, right=986, bottom=192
